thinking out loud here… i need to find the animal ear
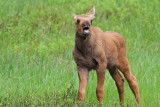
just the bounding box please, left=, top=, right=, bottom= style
left=88, top=7, right=95, bottom=19
left=73, top=14, right=79, bottom=24
left=73, top=14, right=78, bottom=20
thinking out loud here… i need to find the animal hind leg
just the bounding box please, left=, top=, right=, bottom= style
left=108, top=67, right=124, bottom=103
left=118, top=57, right=141, bottom=103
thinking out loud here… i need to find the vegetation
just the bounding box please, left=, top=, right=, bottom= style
left=0, top=0, right=159, bottom=106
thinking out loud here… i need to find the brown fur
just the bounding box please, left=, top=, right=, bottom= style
left=72, top=7, right=140, bottom=104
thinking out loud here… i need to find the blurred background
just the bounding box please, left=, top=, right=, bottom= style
left=0, top=0, right=160, bottom=106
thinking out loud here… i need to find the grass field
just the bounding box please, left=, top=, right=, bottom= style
left=0, top=0, right=160, bottom=106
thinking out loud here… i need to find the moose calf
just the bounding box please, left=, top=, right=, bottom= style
left=72, top=7, right=140, bottom=103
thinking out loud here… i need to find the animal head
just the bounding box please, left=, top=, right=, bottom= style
left=73, top=7, right=95, bottom=37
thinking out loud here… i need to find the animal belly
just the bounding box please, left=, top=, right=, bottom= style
left=107, top=60, right=117, bottom=69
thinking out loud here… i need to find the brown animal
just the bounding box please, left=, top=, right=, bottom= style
left=72, top=7, right=141, bottom=104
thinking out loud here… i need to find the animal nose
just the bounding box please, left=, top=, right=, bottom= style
left=82, top=23, right=90, bottom=28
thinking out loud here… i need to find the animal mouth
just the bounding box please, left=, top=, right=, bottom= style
left=83, top=27, right=90, bottom=36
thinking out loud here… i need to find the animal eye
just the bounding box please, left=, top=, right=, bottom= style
left=77, top=19, right=80, bottom=24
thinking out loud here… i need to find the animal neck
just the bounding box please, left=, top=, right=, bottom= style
left=75, top=33, right=92, bottom=55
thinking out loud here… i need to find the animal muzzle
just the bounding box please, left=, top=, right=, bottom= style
left=83, top=25, right=90, bottom=36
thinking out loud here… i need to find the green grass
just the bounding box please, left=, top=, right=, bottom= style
left=0, top=0, right=160, bottom=106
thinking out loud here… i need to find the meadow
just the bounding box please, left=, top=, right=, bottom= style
left=0, top=0, right=160, bottom=106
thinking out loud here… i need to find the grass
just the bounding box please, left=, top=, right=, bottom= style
left=0, top=0, right=160, bottom=106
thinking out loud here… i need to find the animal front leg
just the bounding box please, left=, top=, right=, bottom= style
left=96, top=63, right=106, bottom=102
left=93, top=49, right=107, bottom=102
left=77, top=67, right=89, bottom=101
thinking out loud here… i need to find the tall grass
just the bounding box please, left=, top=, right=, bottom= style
left=0, top=0, right=160, bottom=106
